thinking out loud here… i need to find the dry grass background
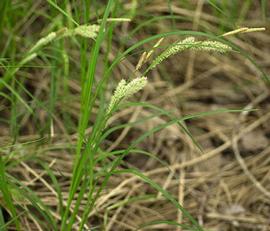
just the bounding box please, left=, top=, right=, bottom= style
left=0, top=0, right=270, bottom=230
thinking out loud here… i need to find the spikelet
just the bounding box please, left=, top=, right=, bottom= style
left=20, top=53, right=37, bottom=65
left=74, top=24, right=100, bottom=38
left=29, top=32, right=57, bottom=53
left=29, top=24, right=99, bottom=55
left=136, top=38, right=164, bottom=71
left=222, top=27, right=265, bottom=37
left=106, top=77, right=147, bottom=115
left=197, top=40, right=232, bottom=53
left=150, top=37, right=195, bottom=69
left=123, top=77, right=147, bottom=99
left=150, top=37, right=232, bottom=69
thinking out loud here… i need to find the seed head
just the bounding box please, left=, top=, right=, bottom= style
left=150, top=36, right=232, bottom=69
left=106, top=77, right=147, bottom=115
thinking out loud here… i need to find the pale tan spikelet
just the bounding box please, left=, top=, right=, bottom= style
left=222, top=27, right=266, bottom=37
left=97, top=18, right=131, bottom=23
left=242, top=27, right=265, bottom=33
left=136, top=38, right=164, bottom=71
left=153, top=38, right=164, bottom=48
left=145, top=38, right=164, bottom=60
left=222, top=27, right=249, bottom=37
left=136, top=52, right=147, bottom=71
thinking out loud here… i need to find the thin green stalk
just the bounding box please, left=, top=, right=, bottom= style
left=62, top=1, right=115, bottom=229
left=0, top=157, right=20, bottom=230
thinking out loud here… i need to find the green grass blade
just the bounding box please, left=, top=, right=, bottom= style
left=63, top=0, right=115, bottom=229
left=136, top=220, right=196, bottom=231
left=0, top=157, right=20, bottom=230
left=7, top=174, right=57, bottom=230
left=0, top=207, right=6, bottom=231
left=46, top=0, right=79, bottom=26
left=113, top=168, right=204, bottom=231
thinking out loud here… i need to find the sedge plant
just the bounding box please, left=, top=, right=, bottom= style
left=0, top=1, right=268, bottom=231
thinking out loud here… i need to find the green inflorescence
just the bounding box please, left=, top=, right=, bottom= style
left=150, top=37, right=232, bottom=69
left=106, top=76, right=148, bottom=116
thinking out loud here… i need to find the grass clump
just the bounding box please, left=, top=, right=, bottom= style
left=0, top=1, right=269, bottom=231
